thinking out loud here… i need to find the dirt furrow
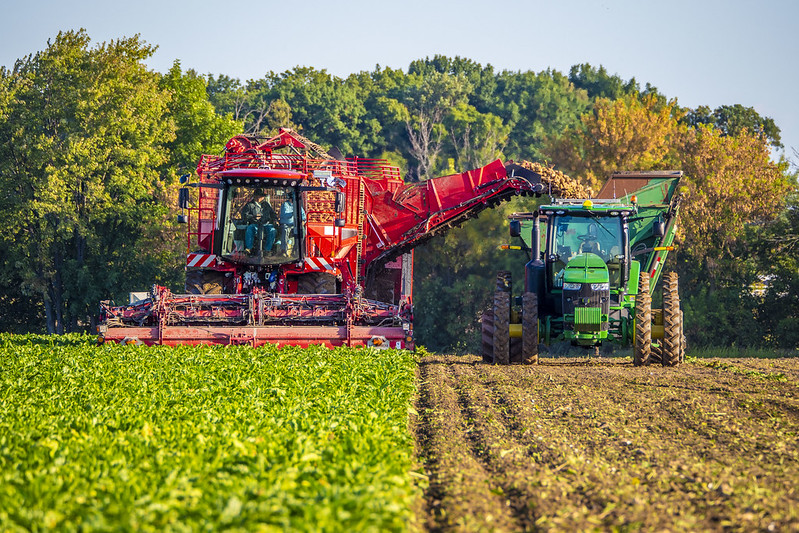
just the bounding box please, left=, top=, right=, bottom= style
left=415, top=358, right=519, bottom=531
left=414, top=355, right=799, bottom=531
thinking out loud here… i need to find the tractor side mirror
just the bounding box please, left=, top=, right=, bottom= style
left=509, top=220, right=521, bottom=238
left=178, top=187, right=190, bottom=209
left=653, top=220, right=665, bottom=237
left=335, top=218, right=346, bottom=227
left=335, top=192, right=346, bottom=213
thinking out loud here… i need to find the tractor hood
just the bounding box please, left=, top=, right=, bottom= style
left=563, top=253, right=609, bottom=285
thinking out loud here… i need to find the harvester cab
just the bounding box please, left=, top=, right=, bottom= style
left=484, top=171, right=685, bottom=367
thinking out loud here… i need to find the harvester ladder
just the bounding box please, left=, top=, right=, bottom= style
left=355, top=180, right=366, bottom=287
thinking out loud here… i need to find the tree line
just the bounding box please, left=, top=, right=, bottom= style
left=0, top=30, right=796, bottom=351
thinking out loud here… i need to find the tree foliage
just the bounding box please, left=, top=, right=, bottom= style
left=0, top=31, right=240, bottom=334
left=683, top=104, right=782, bottom=148
left=546, top=93, right=684, bottom=191
left=678, top=125, right=791, bottom=284
left=0, top=31, right=175, bottom=333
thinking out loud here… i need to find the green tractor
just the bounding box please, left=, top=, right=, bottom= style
left=482, top=171, right=685, bottom=366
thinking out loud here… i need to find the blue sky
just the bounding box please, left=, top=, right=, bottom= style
left=3, top=0, right=797, bottom=161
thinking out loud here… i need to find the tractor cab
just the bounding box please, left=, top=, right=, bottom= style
left=547, top=210, right=627, bottom=290
left=220, top=183, right=303, bottom=266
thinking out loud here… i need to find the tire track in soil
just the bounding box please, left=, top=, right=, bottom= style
left=415, top=357, right=519, bottom=532
left=446, top=363, right=544, bottom=530
left=453, top=363, right=619, bottom=524
left=415, top=355, right=799, bottom=531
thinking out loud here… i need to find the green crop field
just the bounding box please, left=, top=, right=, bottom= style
left=0, top=335, right=418, bottom=532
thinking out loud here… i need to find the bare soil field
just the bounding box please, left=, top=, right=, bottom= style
left=413, top=355, right=799, bottom=532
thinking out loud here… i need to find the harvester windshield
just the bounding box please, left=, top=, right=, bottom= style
left=220, top=184, right=303, bottom=265
left=549, top=215, right=623, bottom=287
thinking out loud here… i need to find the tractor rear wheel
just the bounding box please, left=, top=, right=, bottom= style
left=480, top=310, right=494, bottom=363
left=297, top=272, right=337, bottom=294
left=510, top=338, right=523, bottom=363
left=633, top=273, right=651, bottom=366
left=493, top=290, right=511, bottom=365
left=662, top=271, right=682, bottom=366
left=522, top=292, right=539, bottom=365
left=650, top=344, right=662, bottom=365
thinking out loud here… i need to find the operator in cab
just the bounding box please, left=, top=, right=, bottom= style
left=242, top=189, right=277, bottom=255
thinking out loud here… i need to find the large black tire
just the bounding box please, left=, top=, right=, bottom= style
left=480, top=310, right=494, bottom=363
left=522, top=292, right=539, bottom=365
left=633, top=273, right=651, bottom=366
left=650, top=344, right=662, bottom=365
left=493, top=290, right=510, bottom=365
left=185, top=270, right=224, bottom=294
left=509, top=338, right=523, bottom=363
left=297, top=272, right=337, bottom=294
left=662, top=271, right=682, bottom=366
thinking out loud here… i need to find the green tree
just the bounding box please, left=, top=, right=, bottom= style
left=678, top=125, right=791, bottom=286
left=755, top=193, right=799, bottom=349
left=494, top=69, right=590, bottom=161
left=401, top=71, right=470, bottom=180
left=444, top=102, right=510, bottom=170
left=408, top=55, right=499, bottom=113
left=0, top=30, right=175, bottom=333
left=682, top=104, right=782, bottom=148
left=160, top=62, right=241, bottom=172
left=248, top=67, right=373, bottom=155
left=206, top=74, right=248, bottom=122
left=351, top=65, right=412, bottom=163
left=568, top=63, right=640, bottom=100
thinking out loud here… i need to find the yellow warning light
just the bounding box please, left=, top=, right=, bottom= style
left=371, top=337, right=384, bottom=346
left=583, top=200, right=593, bottom=209
left=631, top=195, right=638, bottom=204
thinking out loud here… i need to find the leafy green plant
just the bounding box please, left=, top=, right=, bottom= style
left=0, top=335, right=418, bottom=532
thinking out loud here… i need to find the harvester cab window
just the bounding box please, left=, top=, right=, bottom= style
left=220, top=185, right=302, bottom=265
left=549, top=215, right=623, bottom=288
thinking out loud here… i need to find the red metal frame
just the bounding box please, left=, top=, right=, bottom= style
left=100, top=129, right=544, bottom=348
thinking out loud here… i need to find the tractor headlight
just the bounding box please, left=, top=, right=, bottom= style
left=591, top=283, right=610, bottom=291
left=563, top=282, right=582, bottom=291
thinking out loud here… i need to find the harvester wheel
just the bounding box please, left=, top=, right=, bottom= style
left=480, top=310, right=494, bottom=363
left=297, top=272, right=336, bottom=294
left=662, top=271, right=682, bottom=366
left=493, top=290, right=511, bottom=365
left=522, top=292, right=539, bottom=364
left=633, top=273, right=651, bottom=366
